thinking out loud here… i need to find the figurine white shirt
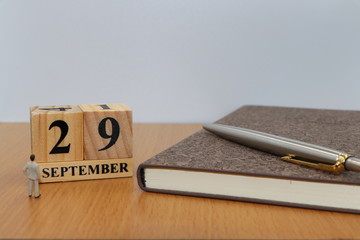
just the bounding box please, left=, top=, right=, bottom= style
left=23, top=161, right=40, bottom=180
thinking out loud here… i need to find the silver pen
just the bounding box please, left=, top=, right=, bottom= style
left=203, top=123, right=360, bottom=174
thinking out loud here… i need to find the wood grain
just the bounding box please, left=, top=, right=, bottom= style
left=1, top=122, right=360, bottom=239
left=79, top=103, right=132, bottom=160
left=30, top=105, right=83, bottom=162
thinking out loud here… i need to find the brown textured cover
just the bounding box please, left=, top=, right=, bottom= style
left=137, top=105, right=360, bottom=213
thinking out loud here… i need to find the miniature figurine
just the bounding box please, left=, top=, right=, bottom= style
left=23, top=154, right=41, bottom=198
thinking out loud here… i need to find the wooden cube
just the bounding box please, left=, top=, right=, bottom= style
left=79, top=104, right=133, bottom=160
left=31, top=105, right=83, bottom=163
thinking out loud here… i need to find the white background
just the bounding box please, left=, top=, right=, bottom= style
left=1, top=0, right=360, bottom=123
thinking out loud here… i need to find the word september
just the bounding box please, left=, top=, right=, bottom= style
left=42, top=162, right=129, bottom=178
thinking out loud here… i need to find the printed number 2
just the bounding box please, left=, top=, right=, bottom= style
left=49, top=120, right=71, bottom=154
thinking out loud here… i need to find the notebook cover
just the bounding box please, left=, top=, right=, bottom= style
left=137, top=105, right=360, bottom=213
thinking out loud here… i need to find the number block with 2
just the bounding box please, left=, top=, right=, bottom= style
left=30, top=105, right=83, bottom=163
left=79, top=104, right=133, bottom=160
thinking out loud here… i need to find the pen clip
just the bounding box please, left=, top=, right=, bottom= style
left=281, top=154, right=349, bottom=175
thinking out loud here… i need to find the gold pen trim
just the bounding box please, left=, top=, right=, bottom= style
left=281, top=153, right=350, bottom=175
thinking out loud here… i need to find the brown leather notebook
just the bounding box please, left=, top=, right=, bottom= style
left=137, top=106, right=360, bottom=213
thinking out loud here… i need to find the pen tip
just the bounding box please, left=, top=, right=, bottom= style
left=203, top=123, right=215, bottom=131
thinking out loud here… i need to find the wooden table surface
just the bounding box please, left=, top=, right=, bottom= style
left=1, top=122, right=360, bottom=239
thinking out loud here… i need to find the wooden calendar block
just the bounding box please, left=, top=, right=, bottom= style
left=79, top=104, right=133, bottom=160
left=31, top=105, right=83, bottom=163
left=38, top=158, right=133, bottom=183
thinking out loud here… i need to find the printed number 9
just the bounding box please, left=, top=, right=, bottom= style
left=98, top=117, right=120, bottom=151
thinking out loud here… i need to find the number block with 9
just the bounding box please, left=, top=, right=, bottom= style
left=30, top=105, right=84, bottom=163
left=79, top=104, right=133, bottom=160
